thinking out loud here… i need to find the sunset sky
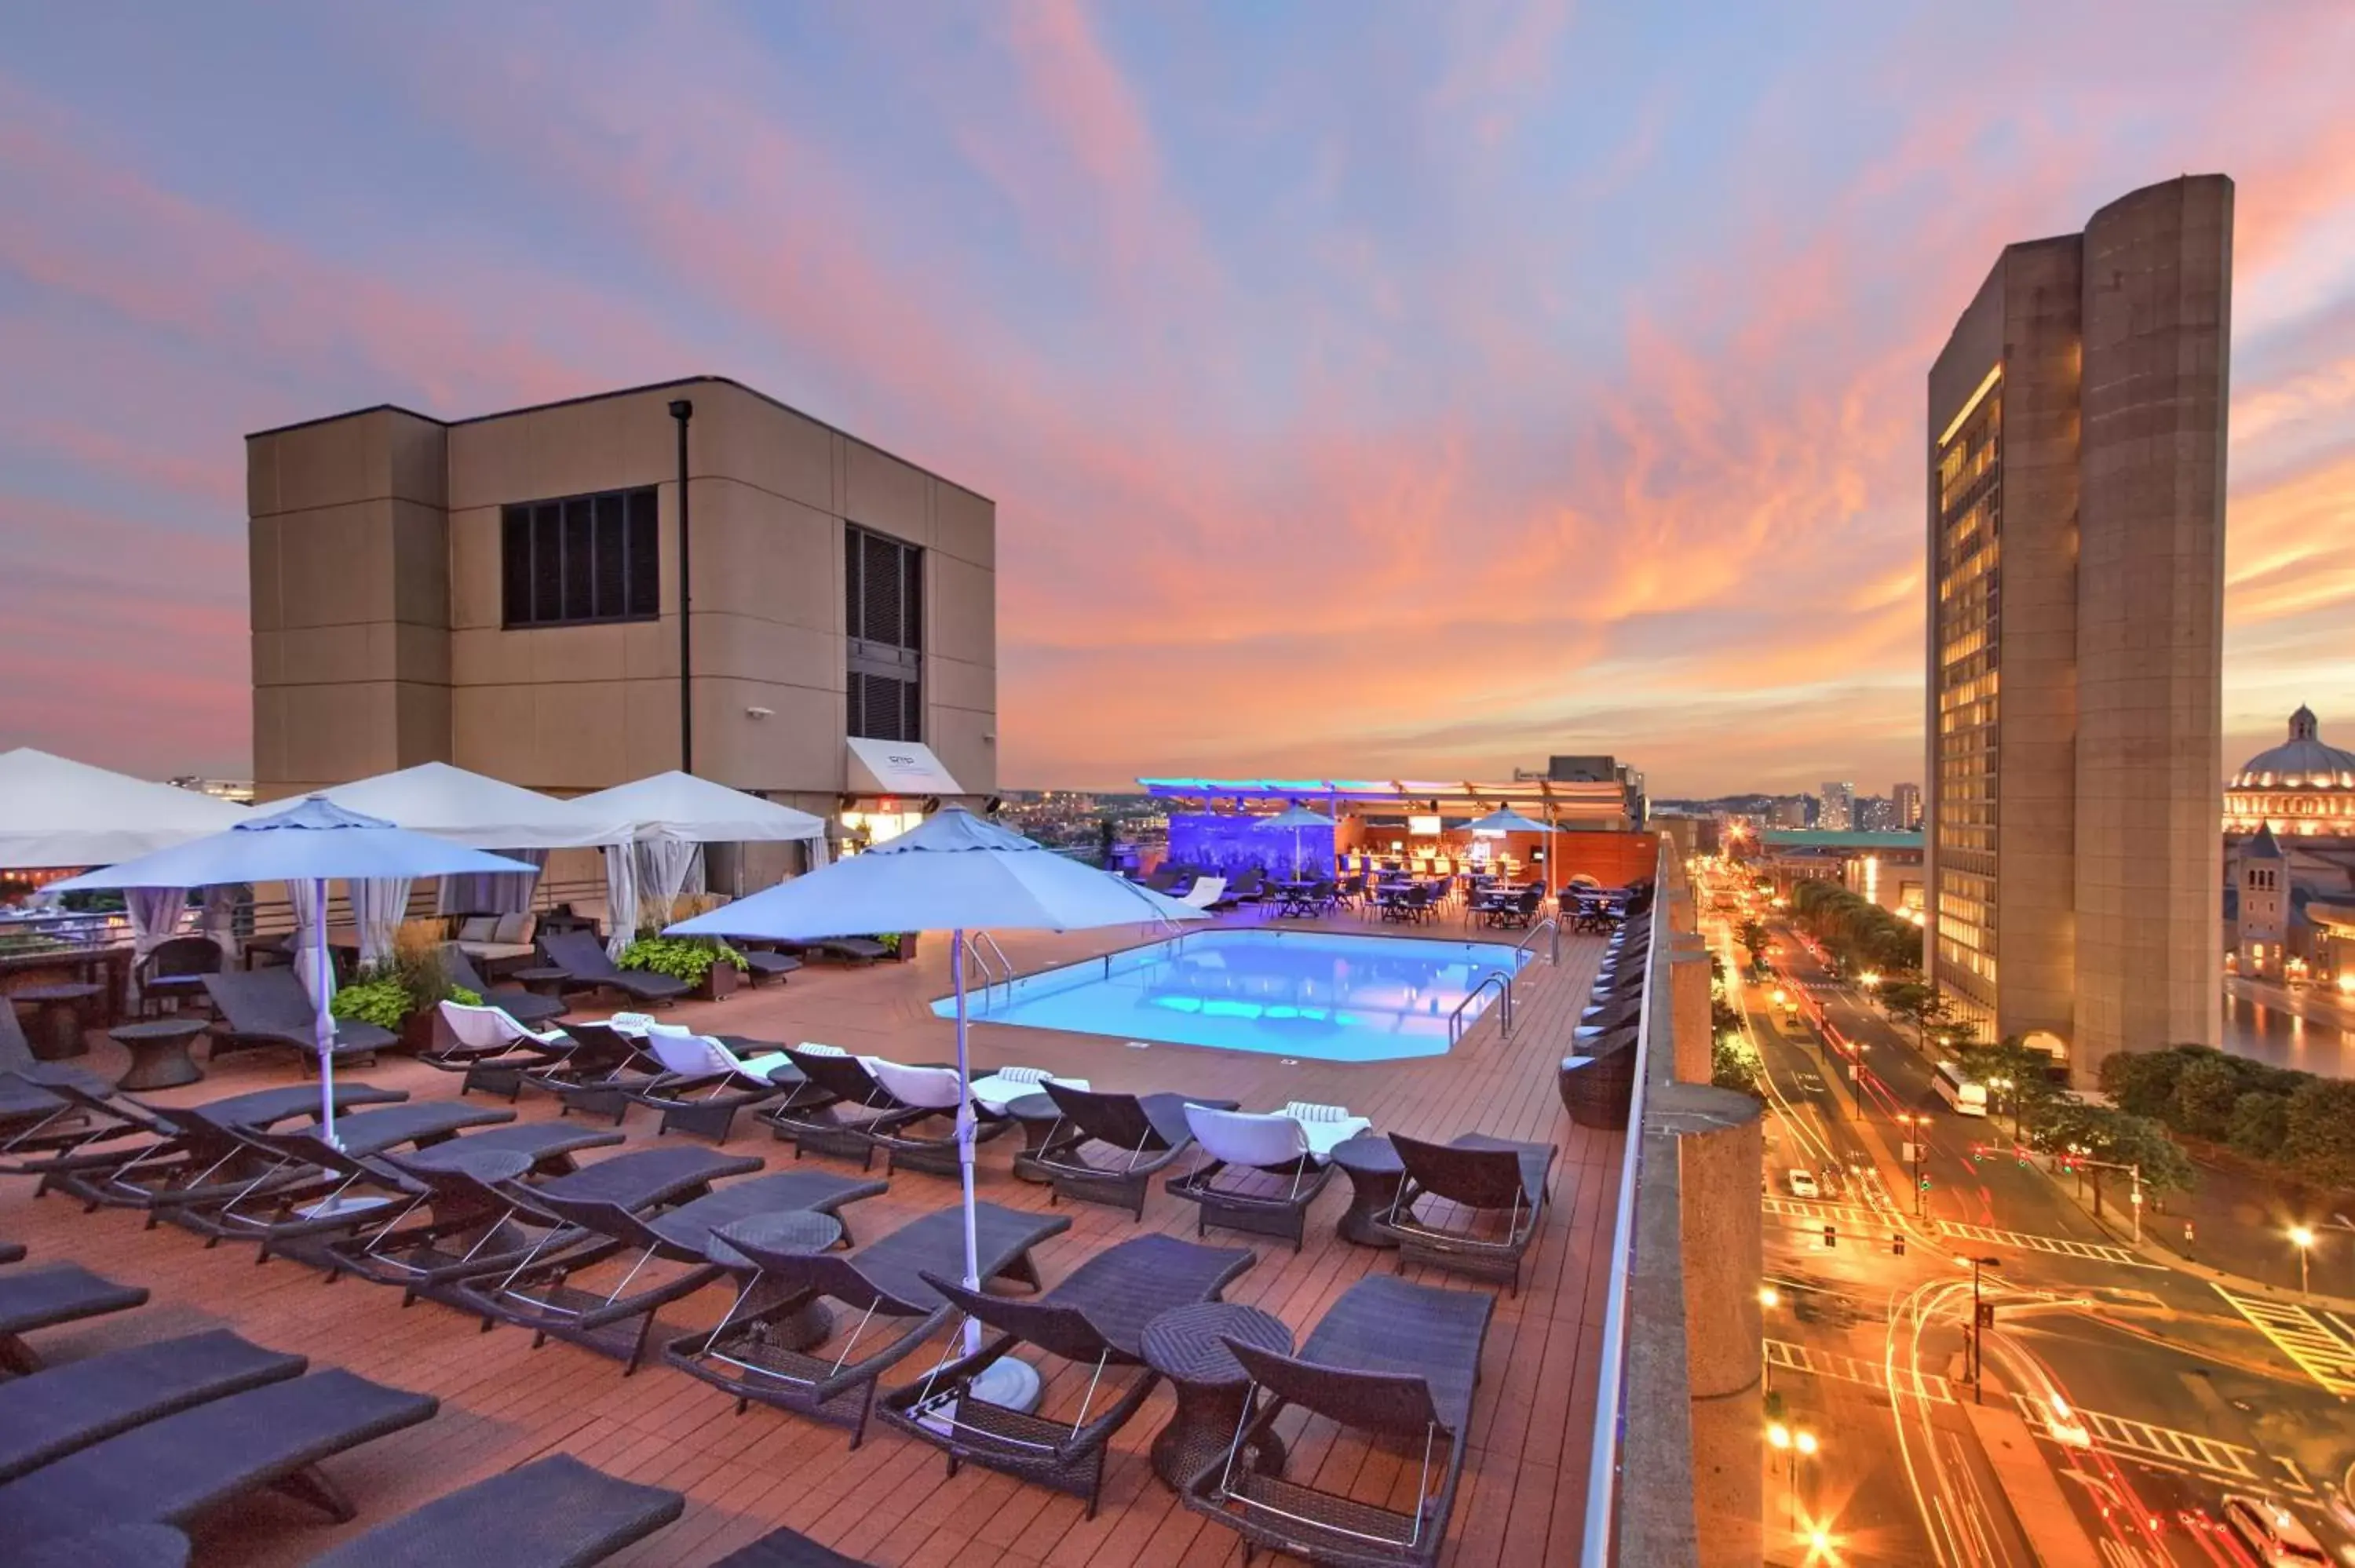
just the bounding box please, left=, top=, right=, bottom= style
left=4, top=3, right=2353, bottom=797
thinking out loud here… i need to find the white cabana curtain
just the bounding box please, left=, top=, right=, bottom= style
left=602, top=844, right=638, bottom=960
left=290, top=880, right=334, bottom=1006
left=436, top=848, right=546, bottom=916
left=352, top=877, right=413, bottom=971
left=635, top=840, right=703, bottom=931
left=124, top=888, right=187, bottom=1007
left=199, top=885, right=239, bottom=952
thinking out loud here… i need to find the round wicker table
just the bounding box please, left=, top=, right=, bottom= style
left=1140, top=1301, right=1294, bottom=1490
left=108, top=1017, right=210, bottom=1092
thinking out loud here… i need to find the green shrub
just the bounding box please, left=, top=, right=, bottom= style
left=617, top=935, right=746, bottom=987
left=2226, top=1091, right=2291, bottom=1161
left=330, top=975, right=414, bottom=1030
left=447, top=986, right=483, bottom=1007
left=2283, top=1079, right=2355, bottom=1191
left=1711, top=1036, right=1763, bottom=1100
left=2170, top=1056, right=2245, bottom=1141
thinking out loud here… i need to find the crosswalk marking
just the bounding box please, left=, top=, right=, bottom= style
left=2213, top=1285, right=2355, bottom=1396
left=1767, top=1337, right=1952, bottom=1402
left=2014, top=1395, right=2266, bottom=1480
left=1764, top=1195, right=1883, bottom=1229
left=1934, top=1220, right=2156, bottom=1268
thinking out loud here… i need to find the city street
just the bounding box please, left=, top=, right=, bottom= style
left=1697, top=868, right=2355, bottom=1568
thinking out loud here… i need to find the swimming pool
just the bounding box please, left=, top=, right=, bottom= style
left=933, top=928, right=1528, bottom=1063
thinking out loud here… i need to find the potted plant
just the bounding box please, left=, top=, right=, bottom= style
left=877, top=932, right=919, bottom=963
left=616, top=934, right=747, bottom=1001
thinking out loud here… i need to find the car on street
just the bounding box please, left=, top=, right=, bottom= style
left=1785, top=1169, right=1820, bottom=1199
left=2222, top=1494, right=2332, bottom=1566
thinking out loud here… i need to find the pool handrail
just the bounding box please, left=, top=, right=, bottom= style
left=1447, top=970, right=1513, bottom=1045
left=1512, top=916, right=1561, bottom=968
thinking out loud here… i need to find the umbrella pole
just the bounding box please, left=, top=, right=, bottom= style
left=312, top=877, right=338, bottom=1150
left=954, top=925, right=1042, bottom=1413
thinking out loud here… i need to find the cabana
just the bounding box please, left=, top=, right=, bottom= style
left=571, top=771, right=829, bottom=956
left=0, top=748, right=251, bottom=988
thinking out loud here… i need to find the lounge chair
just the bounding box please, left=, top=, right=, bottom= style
left=763, top=1047, right=927, bottom=1167
left=1165, top=1102, right=1371, bottom=1250
left=663, top=1199, right=1072, bottom=1445
left=710, top=1526, right=874, bottom=1567
left=1181, top=1274, right=1493, bottom=1567
left=536, top=931, right=690, bottom=1006
left=21, top=1523, right=189, bottom=1567
left=324, top=1145, right=762, bottom=1304
left=734, top=943, right=804, bottom=988
left=856, top=1060, right=1019, bottom=1176
left=776, top=937, right=890, bottom=965
left=304, top=1453, right=683, bottom=1568
left=878, top=1234, right=1257, bottom=1515
left=447, top=1167, right=887, bottom=1372
left=0, top=1007, right=125, bottom=1169
left=1225, top=867, right=1267, bottom=906
left=521, top=1022, right=665, bottom=1125
left=0, top=1329, right=306, bottom=1482
left=1141, top=866, right=1184, bottom=893
left=0, top=1264, right=151, bottom=1374
left=0, top=1369, right=437, bottom=1542
left=202, top=970, right=399, bottom=1063
left=1013, top=1081, right=1240, bottom=1218
left=429, top=1001, right=575, bottom=1100
left=38, top=1081, right=408, bottom=1216
left=441, top=945, right=568, bottom=1029
left=627, top=1026, right=791, bottom=1142
left=1381, top=1132, right=1557, bottom=1293
left=1177, top=875, right=1228, bottom=910
left=169, top=1100, right=524, bottom=1257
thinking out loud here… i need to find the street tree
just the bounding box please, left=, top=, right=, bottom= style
left=2283, top=1078, right=2355, bottom=1189
left=1736, top=917, right=1772, bottom=971
left=2039, top=1101, right=2196, bottom=1213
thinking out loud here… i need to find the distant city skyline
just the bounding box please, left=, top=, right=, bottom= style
left=3, top=6, right=2352, bottom=798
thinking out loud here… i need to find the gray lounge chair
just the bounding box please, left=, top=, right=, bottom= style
left=710, top=1526, right=874, bottom=1567
left=202, top=970, right=398, bottom=1061
left=323, top=1145, right=763, bottom=1304
left=663, top=1199, right=1072, bottom=1446
left=0, top=1369, right=437, bottom=1542
left=878, top=1234, right=1257, bottom=1515
left=537, top=932, right=690, bottom=1005
left=0, top=1329, right=306, bottom=1482
left=38, top=1082, right=407, bottom=1213
left=304, top=1453, right=684, bottom=1568
left=776, top=937, right=889, bottom=965
left=441, top=945, right=568, bottom=1028
left=448, top=1167, right=888, bottom=1372
left=1381, top=1132, right=1557, bottom=1293
left=1182, top=1274, right=1494, bottom=1568
left=24, top=1525, right=190, bottom=1566
left=0, top=1264, right=151, bottom=1374
left=735, top=944, right=803, bottom=987
left=1013, top=1081, right=1240, bottom=1219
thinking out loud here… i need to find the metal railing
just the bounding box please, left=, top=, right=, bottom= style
left=1512, top=916, right=1561, bottom=968
left=1447, top=970, right=1514, bottom=1045
left=1580, top=849, right=1669, bottom=1566
left=960, top=931, right=1014, bottom=1005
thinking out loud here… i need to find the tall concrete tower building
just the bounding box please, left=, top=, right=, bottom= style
left=1820, top=782, right=1856, bottom=832
left=1923, top=175, right=2230, bottom=1084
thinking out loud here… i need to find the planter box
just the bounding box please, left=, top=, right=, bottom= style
left=400, top=1008, right=444, bottom=1056
left=889, top=933, right=920, bottom=963
left=696, top=962, right=742, bottom=1001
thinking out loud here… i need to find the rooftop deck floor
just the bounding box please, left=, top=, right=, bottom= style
left=4, top=906, right=1619, bottom=1566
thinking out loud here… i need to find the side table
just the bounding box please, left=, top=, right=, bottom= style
left=1003, top=1092, right=1069, bottom=1181
left=509, top=966, right=575, bottom=998
left=706, top=1211, right=846, bottom=1350
left=1328, top=1133, right=1404, bottom=1247
left=108, top=1017, right=210, bottom=1092
left=1141, top=1301, right=1294, bottom=1490
left=14, top=983, right=103, bottom=1061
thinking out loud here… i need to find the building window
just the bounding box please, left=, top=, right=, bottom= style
left=501, top=487, right=659, bottom=628
left=845, top=522, right=922, bottom=742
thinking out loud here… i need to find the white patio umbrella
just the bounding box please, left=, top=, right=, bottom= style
left=50, top=797, right=536, bottom=1146
left=1462, top=805, right=1555, bottom=889
left=666, top=807, right=1207, bottom=1395
left=1261, top=802, right=1335, bottom=878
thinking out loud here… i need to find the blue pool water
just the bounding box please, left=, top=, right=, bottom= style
left=933, top=928, right=1528, bottom=1062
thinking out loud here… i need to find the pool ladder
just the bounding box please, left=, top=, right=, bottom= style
left=1449, top=971, right=1516, bottom=1046
left=959, top=932, right=1016, bottom=1008
left=1513, top=916, right=1561, bottom=968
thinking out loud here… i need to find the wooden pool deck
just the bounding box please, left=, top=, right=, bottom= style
left=2, top=906, right=1620, bottom=1566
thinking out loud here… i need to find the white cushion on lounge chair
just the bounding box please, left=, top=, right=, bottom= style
left=437, top=1000, right=568, bottom=1051
left=968, top=1068, right=1088, bottom=1114
left=641, top=1030, right=789, bottom=1082
left=608, top=1012, right=660, bottom=1034
left=1185, top=1105, right=1313, bottom=1168
left=1281, top=1100, right=1373, bottom=1157
left=1178, top=876, right=1228, bottom=910
left=870, top=1059, right=965, bottom=1111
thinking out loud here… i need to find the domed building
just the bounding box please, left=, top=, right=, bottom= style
left=2224, top=707, right=2355, bottom=986
left=2223, top=706, right=2355, bottom=837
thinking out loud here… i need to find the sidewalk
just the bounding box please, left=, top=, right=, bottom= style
left=2042, top=1155, right=2355, bottom=1315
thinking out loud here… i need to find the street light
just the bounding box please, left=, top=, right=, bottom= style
left=2291, top=1226, right=2316, bottom=1295
left=1897, top=1113, right=1928, bottom=1216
